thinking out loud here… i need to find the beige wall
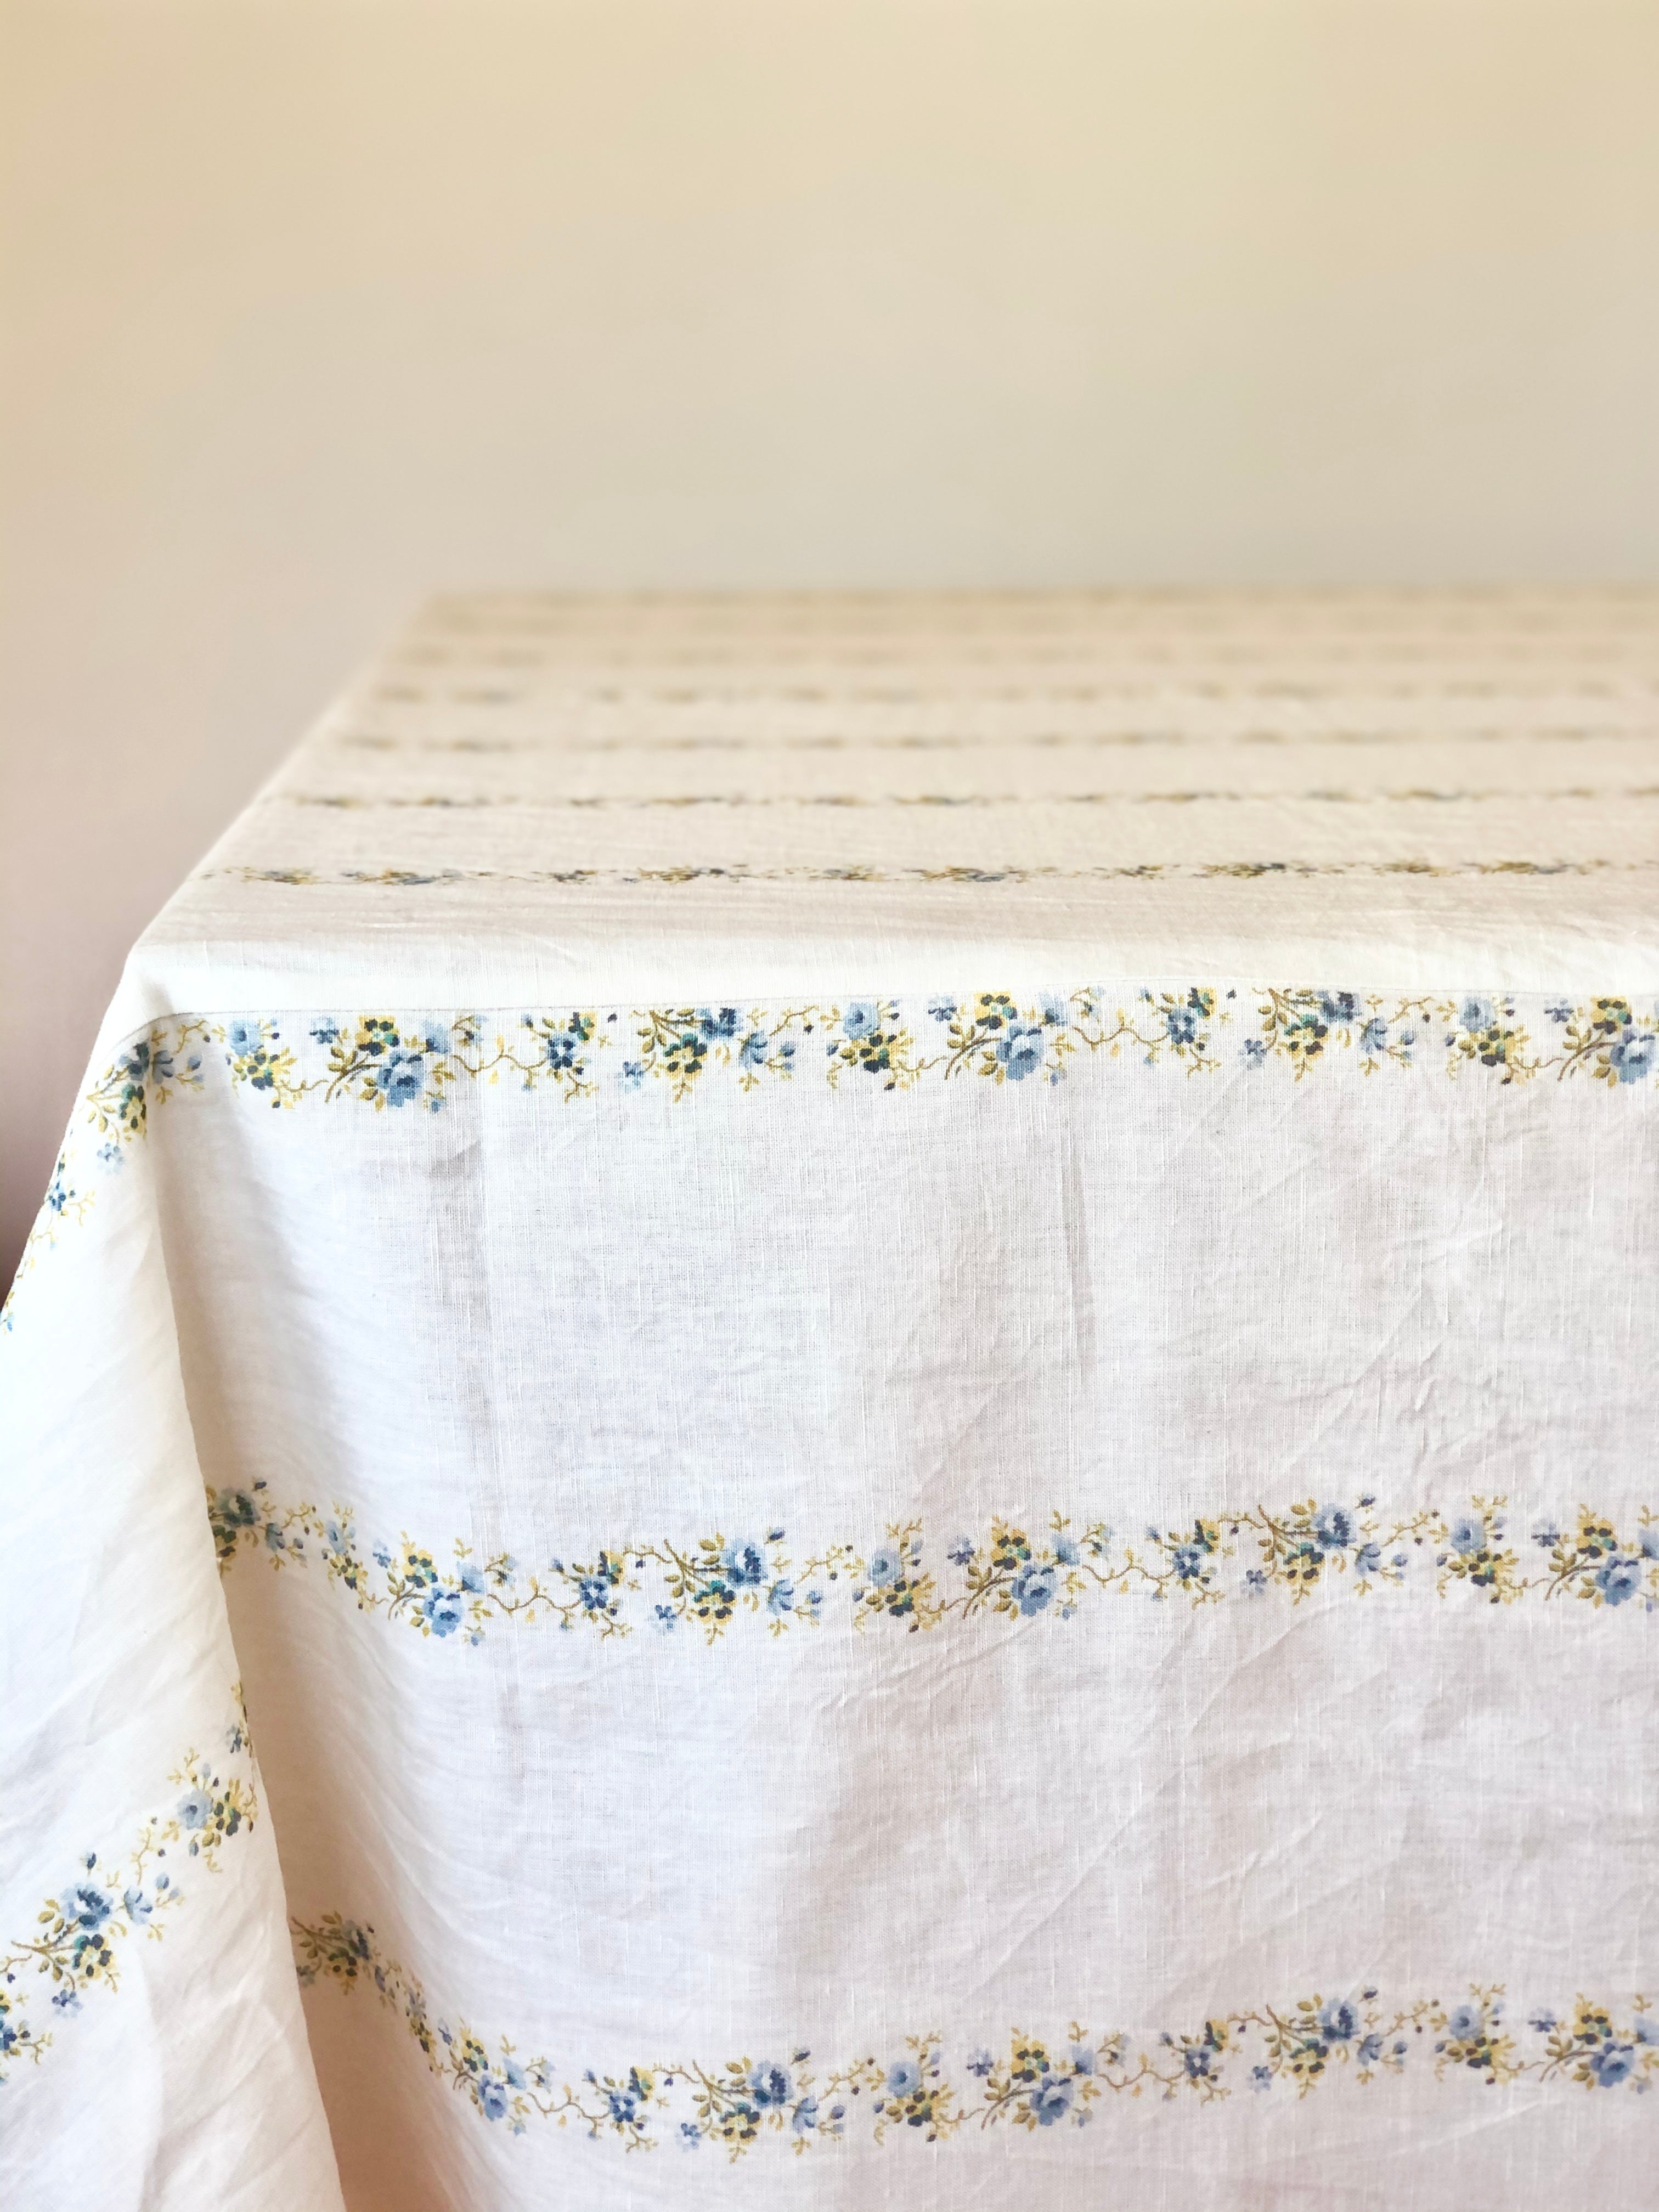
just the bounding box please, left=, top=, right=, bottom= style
left=4, top=0, right=1657, bottom=1281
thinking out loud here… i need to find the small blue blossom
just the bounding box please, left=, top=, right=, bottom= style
left=122, top=1886, right=153, bottom=1924
left=478, top=2079, right=509, bottom=2122
left=1312, top=1503, right=1355, bottom=1552
left=791, top=2095, right=820, bottom=2135
left=1250, top=2064, right=1273, bottom=2091
left=1068, top=2042, right=1095, bottom=2075
left=308, top=1019, right=341, bottom=1044
left=63, top=1878, right=112, bottom=1930
left=371, top=1048, right=427, bottom=1108
left=1359, top=1016, right=1389, bottom=1055
left=224, top=1019, right=263, bottom=1057
left=947, top=1533, right=975, bottom=1566
left=1242, top=1037, right=1267, bottom=1065
left=738, top=1031, right=770, bottom=1070
left=1445, top=2003, right=1485, bottom=2043
left=1053, top=1534, right=1080, bottom=1567
left=966, top=2047, right=994, bottom=2078
left=1609, top=1030, right=1657, bottom=1084
left=1030, top=2075, right=1075, bottom=2125
left=1448, top=1514, right=1486, bottom=1556
left=886, top=2057, right=921, bottom=2097
left=1588, top=2042, right=1636, bottom=2088
left=421, top=1588, right=466, bottom=1638
left=1596, top=1558, right=1643, bottom=1606
left=867, top=1544, right=903, bottom=1588
left=677, top=2121, right=702, bottom=2148
left=1355, top=1541, right=1383, bottom=1577
left=1529, top=2011, right=1558, bottom=2034
left=576, top=1573, right=613, bottom=1613
left=1170, top=1542, right=1206, bottom=1583
left=927, top=998, right=957, bottom=1023
left=1546, top=1003, right=1572, bottom=1023
left=748, top=2060, right=792, bottom=2107
left=720, top=1538, right=769, bottom=1588
left=1318, top=1999, right=1359, bottom=2043
left=1009, top=1560, right=1056, bottom=1615
left=620, top=1061, right=646, bottom=1088
left=996, top=1021, right=1046, bottom=1081
left=1640, top=1525, right=1659, bottom=1561
left=1459, top=997, right=1496, bottom=1034
left=176, top=1790, right=212, bottom=1832
left=841, top=1002, right=880, bottom=1039
left=1358, top=2032, right=1384, bottom=2066
left=766, top=1579, right=796, bottom=1617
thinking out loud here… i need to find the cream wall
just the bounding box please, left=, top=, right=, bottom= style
left=3, top=0, right=1658, bottom=1282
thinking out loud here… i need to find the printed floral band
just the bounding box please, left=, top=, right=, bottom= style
left=211, top=1491, right=1659, bottom=1645
left=294, top=1911, right=1659, bottom=2148
left=5, top=985, right=1655, bottom=1330
left=0, top=1694, right=257, bottom=2086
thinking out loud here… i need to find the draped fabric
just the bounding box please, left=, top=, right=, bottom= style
left=4, top=592, right=1657, bottom=2211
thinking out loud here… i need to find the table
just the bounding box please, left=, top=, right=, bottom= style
left=5, top=592, right=1657, bottom=2212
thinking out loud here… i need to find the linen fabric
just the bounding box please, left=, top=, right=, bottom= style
left=4, top=592, right=1657, bottom=2212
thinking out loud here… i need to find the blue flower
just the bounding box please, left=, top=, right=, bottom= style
left=678, top=2121, right=702, bottom=2148
left=1312, top=1503, right=1355, bottom=1552
left=1040, top=996, right=1069, bottom=1028
left=720, top=1538, right=768, bottom=1587
left=1596, top=1558, right=1643, bottom=1606
left=1609, top=1030, right=1658, bottom=1084
left=176, top=1790, right=212, bottom=1832
left=749, top=2060, right=792, bottom=2107
left=842, top=1002, right=880, bottom=1039
left=122, top=1887, right=153, bottom=1924
left=1640, top=1525, right=1659, bottom=1561
left=886, top=2057, right=921, bottom=2097
left=576, top=1573, right=613, bottom=1613
left=309, top=1019, right=341, bottom=1044
left=1546, top=1003, right=1572, bottom=1023
left=1053, top=1534, right=1080, bottom=1567
left=1355, top=1542, right=1382, bottom=1577
left=791, top=2095, right=820, bottom=2135
left=867, top=1544, right=902, bottom=1588
left=1171, top=1542, right=1206, bottom=1583
left=620, top=1061, right=646, bottom=1088
left=947, top=1534, right=975, bottom=1566
left=996, top=1021, right=1046, bottom=1081
left=1636, top=2015, right=1659, bottom=2047
left=1319, top=2000, right=1359, bottom=2043
left=1359, top=1016, right=1389, bottom=1054
left=422, top=1588, right=466, bottom=1638
left=62, top=1878, right=112, bottom=1931
left=1448, top=1514, right=1486, bottom=1556
left=1242, top=1037, right=1267, bottom=1065
left=966, top=2047, right=994, bottom=2078
left=698, top=1007, right=740, bottom=1041
left=605, top=2081, right=642, bottom=2124
left=1529, top=2010, right=1558, bottom=2034
left=1250, top=2064, right=1273, bottom=2091
left=1183, top=2046, right=1214, bottom=2079
left=766, top=1579, right=796, bottom=1617
left=50, top=1987, right=82, bottom=2014
left=543, top=1029, right=582, bottom=1073
left=1459, top=997, right=1495, bottom=1034
left=927, top=998, right=957, bottom=1023
left=373, top=1049, right=427, bottom=1107
left=224, top=1019, right=263, bottom=1057
left=1010, top=1561, right=1056, bottom=1615
left=1358, top=2032, right=1384, bottom=2066
left=1320, top=992, right=1358, bottom=1025
left=1069, top=2042, right=1095, bottom=2075
left=738, top=1031, right=769, bottom=1070
left=1029, top=2075, right=1074, bottom=2125
left=1588, top=2042, right=1636, bottom=2087
left=478, top=2079, right=509, bottom=2121
left=1445, top=2003, right=1485, bottom=2043
left=1166, top=1003, right=1200, bottom=1048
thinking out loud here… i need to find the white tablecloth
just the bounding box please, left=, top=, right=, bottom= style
left=5, top=593, right=1658, bottom=2211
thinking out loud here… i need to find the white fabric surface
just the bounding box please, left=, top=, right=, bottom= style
left=4, top=592, right=1658, bottom=2211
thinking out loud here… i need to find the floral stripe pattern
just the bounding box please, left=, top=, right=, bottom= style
left=0, top=1695, right=257, bottom=2084
left=4, top=984, right=1653, bottom=1335
left=293, top=1914, right=1658, bottom=2149
left=212, top=1490, right=1659, bottom=1645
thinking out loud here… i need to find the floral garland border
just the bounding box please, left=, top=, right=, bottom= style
left=294, top=1912, right=1659, bottom=2148
left=5, top=984, right=1654, bottom=1333
left=0, top=1694, right=257, bottom=2085
left=213, top=1490, right=1659, bottom=1646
